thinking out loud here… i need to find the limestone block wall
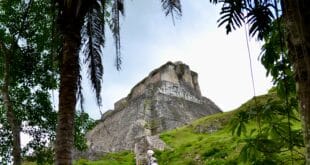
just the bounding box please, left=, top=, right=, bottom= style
left=125, top=61, right=201, bottom=101
left=84, top=61, right=222, bottom=160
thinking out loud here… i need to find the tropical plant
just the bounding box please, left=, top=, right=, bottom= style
left=53, top=0, right=182, bottom=164
left=229, top=19, right=305, bottom=164
left=208, top=0, right=310, bottom=163
left=230, top=92, right=304, bottom=164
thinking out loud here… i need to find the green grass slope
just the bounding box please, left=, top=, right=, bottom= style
left=26, top=92, right=302, bottom=165
left=155, top=93, right=303, bottom=165
left=155, top=110, right=239, bottom=165
left=74, top=151, right=135, bottom=165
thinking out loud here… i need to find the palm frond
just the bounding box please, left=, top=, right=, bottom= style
left=161, top=0, right=182, bottom=16
left=81, top=1, right=105, bottom=106
left=77, top=73, right=85, bottom=111
left=111, top=0, right=124, bottom=70
left=161, top=0, right=182, bottom=23
left=217, top=0, right=245, bottom=34
left=246, top=0, right=274, bottom=40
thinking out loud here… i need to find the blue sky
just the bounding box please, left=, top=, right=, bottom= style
left=81, top=0, right=273, bottom=120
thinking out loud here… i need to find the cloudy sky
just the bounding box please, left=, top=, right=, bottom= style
left=81, top=0, right=273, bottom=120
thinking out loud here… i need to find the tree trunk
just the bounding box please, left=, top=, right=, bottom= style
left=2, top=52, right=22, bottom=165
left=55, top=31, right=80, bottom=164
left=282, top=0, right=310, bottom=163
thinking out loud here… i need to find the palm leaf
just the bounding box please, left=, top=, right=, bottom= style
left=81, top=1, right=105, bottom=106
left=246, top=1, right=274, bottom=40
left=230, top=111, right=250, bottom=136
left=77, top=73, right=85, bottom=110
left=161, top=0, right=182, bottom=17
left=217, top=0, right=245, bottom=34
left=111, top=0, right=124, bottom=70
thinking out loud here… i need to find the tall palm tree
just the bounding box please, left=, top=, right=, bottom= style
left=212, top=0, right=310, bottom=163
left=53, top=0, right=181, bottom=164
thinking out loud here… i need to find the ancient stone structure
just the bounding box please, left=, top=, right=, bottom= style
left=85, top=61, right=222, bottom=163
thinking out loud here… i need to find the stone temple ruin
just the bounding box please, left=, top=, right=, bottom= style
left=84, top=61, right=222, bottom=164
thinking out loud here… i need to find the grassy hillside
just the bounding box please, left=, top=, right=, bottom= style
left=26, top=92, right=303, bottom=165
left=74, top=151, right=135, bottom=165
left=73, top=92, right=304, bottom=165
left=155, top=93, right=304, bottom=164
left=155, top=111, right=239, bottom=165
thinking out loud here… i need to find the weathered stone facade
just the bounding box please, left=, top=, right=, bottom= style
left=85, top=61, right=222, bottom=162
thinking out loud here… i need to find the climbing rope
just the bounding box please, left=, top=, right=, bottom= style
left=243, top=14, right=261, bottom=132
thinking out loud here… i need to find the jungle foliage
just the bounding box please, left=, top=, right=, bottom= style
left=0, top=1, right=96, bottom=164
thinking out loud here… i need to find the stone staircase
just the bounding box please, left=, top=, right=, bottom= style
left=134, top=135, right=166, bottom=165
